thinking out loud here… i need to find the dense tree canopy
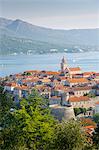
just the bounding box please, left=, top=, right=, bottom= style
left=93, top=113, right=99, bottom=123
left=0, top=86, right=13, bottom=122
left=0, top=89, right=55, bottom=150
left=74, top=108, right=87, bottom=116
left=0, top=88, right=98, bottom=150
left=93, top=124, right=99, bottom=149
left=51, top=120, right=88, bottom=150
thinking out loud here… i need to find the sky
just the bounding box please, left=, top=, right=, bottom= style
left=0, top=0, right=99, bottom=29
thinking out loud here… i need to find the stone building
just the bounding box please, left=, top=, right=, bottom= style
left=50, top=104, right=75, bottom=121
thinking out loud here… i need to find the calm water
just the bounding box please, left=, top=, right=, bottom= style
left=0, top=52, right=99, bottom=77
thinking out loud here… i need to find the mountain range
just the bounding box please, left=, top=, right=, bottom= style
left=0, top=17, right=99, bottom=55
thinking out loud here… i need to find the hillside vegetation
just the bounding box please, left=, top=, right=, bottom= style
left=0, top=18, right=99, bottom=55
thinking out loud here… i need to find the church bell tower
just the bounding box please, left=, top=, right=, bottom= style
left=61, top=56, right=68, bottom=72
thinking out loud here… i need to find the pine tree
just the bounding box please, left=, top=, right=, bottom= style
left=93, top=124, right=99, bottom=149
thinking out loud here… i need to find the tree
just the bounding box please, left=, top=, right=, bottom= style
left=0, top=89, right=95, bottom=150
left=74, top=108, right=87, bottom=116
left=84, top=93, right=96, bottom=98
left=0, top=90, right=55, bottom=150
left=0, top=86, right=13, bottom=121
left=52, top=120, right=88, bottom=150
left=93, top=113, right=99, bottom=123
left=74, top=108, right=81, bottom=116
left=80, top=108, right=87, bottom=114
left=93, top=124, right=99, bottom=149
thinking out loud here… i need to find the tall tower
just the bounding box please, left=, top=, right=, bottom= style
left=61, top=56, right=68, bottom=72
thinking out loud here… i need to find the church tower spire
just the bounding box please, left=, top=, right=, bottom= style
left=61, top=56, right=68, bottom=72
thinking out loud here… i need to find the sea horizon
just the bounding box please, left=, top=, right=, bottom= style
left=0, top=51, right=99, bottom=77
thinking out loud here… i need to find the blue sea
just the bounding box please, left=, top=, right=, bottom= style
left=0, top=52, right=99, bottom=77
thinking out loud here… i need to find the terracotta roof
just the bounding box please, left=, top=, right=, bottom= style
left=83, top=72, right=95, bottom=76
left=95, top=73, right=99, bottom=76
left=84, top=126, right=95, bottom=129
left=72, top=86, right=92, bottom=91
left=15, top=74, right=22, bottom=77
left=44, top=71, right=60, bottom=75
left=26, top=76, right=34, bottom=79
left=5, top=82, right=17, bottom=87
left=84, top=126, right=95, bottom=135
left=54, top=85, right=68, bottom=91
left=67, top=78, right=88, bottom=83
left=14, top=85, right=28, bottom=90
left=40, top=78, right=51, bottom=83
left=52, top=80, right=60, bottom=83
left=59, top=76, right=67, bottom=80
left=35, top=85, right=51, bottom=90
left=24, top=70, right=40, bottom=73
left=69, top=96, right=90, bottom=102
left=95, top=101, right=99, bottom=105
left=29, top=78, right=39, bottom=82
left=22, top=79, right=28, bottom=83
left=69, top=67, right=81, bottom=71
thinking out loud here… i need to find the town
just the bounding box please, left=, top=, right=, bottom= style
left=0, top=56, right=99, bottom=120
left=0, top=56, right=99, bottom=149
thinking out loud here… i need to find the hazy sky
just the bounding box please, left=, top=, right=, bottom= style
left=0, top=0, right=99, bottom=29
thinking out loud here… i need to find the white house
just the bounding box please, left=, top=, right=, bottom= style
left=4, top=82, right=17, bottom=92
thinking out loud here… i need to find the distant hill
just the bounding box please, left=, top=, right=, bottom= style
left=0, top=17, right=12, bottom=27
left=0, top=17, right=99, bottom=55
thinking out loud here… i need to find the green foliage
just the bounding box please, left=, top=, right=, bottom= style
left=0, top=87, right=13, bottom=121
left=51, top=120, right=88, bottom=150
left=0, top=89, right=55, bottom=150
left=80, top=108, right=87, bottom=114
left=0, top=88, right=98, bottom=150
left=22, top=72, right=32, bottom=76
left=74, top=108, right=81, bottom=116
left=93, top=124, right=99, bottom=149
left=93, top=113, right=99, bottom=123
left=0, top=86, right=4, bottom=93
left=74, top=107, right=87, bottom=116
left=0, top=35, right=63, bottom=55
left=84, top=93, right=96, bottom=98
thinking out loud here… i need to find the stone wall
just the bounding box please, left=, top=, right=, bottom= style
left=50, top=105, right=75, bottom=121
